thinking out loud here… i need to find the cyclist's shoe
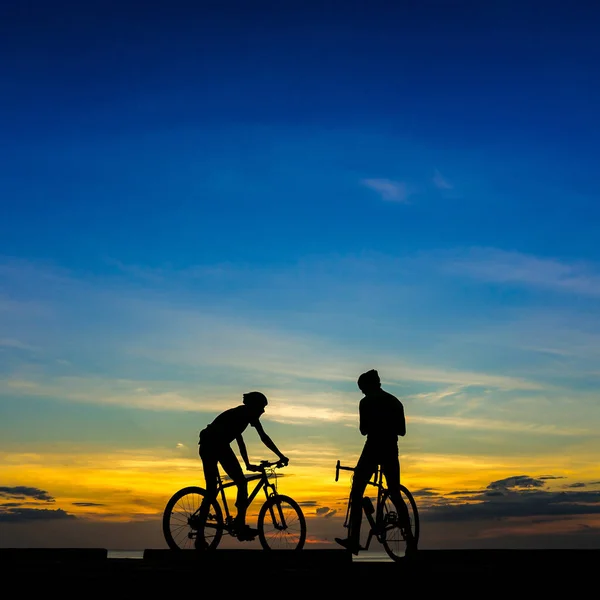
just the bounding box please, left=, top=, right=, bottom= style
left=404, top=539, right=418, bottom=558
left=194, top=536, right=209, bottom=551
left=235, top=524, right=259, bottom=541
left=334, top=537, right=364, bottom=556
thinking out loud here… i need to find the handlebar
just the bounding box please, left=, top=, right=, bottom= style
left=258, top=459, right=287, bottom=469
left=335, top=459, right=355, bottom=482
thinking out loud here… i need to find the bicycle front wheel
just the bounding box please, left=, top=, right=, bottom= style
left=162, top=486, right=224, bottom=550
left=257, top=494, right=306, bottom=550
left=380, top=484, right=419, bottom=562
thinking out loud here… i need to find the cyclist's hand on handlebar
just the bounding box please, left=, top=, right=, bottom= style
left=277, top=455, right=289, bottom=467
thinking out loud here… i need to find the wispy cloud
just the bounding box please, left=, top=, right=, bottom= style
left=361, top=178, right=411, bottom=202
left=0, top=367, right=544, bottom=421
left=0, top=255, right=550, bottom=391
left=0, top=338, right=40, bottom=352
left=411, top=414, right=591, bottom=437
left=433, top=169, right=453, bottom=190
left=1, top=253, right=598, bottom=451
left=443, top=248, right=600, bottom=296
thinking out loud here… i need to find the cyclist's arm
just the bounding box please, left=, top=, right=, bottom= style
left=253, top=420, right=289, bottom=464
left=235, top=434, right=253, bottom=469
left=359, top=397, right=369, bottom=436
left=397, top=400, right=406, bottom=437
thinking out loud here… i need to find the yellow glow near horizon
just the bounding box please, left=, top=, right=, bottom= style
left=2, top=446, right=597, bottom=524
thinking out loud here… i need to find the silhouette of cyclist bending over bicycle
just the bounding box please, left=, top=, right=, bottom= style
left=196, top=391, right=289, bottom=549
left=335, top=369, right=418, bottom=557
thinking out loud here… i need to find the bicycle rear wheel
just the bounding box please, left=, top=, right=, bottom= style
left=257, top=494, right=306, bottom=550
left=162, top=486, right=224, bottom=550
left=380, top=484, right=419, bottom=562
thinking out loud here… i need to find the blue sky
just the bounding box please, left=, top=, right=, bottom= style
left=3, top=0, right=600, bottom=268
left=1, top=0, right=599, bottom=550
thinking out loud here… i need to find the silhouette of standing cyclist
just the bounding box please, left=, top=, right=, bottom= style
left=335, top=369, right=418, bottom=556
left=195, top=391, right=289, bottom=549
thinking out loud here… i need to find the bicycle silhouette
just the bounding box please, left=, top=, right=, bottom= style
left=163, top=459, right=306, bottom=550
left=335, top=459, right=419, bottom=561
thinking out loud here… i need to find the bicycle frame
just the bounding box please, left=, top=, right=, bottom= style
left=205, top=460, right=291, bottom=536
left=361, top=469, right=388, bottom=547
left=336, top=459, right=403, bottom=550
left=214, top=468, right=276, bottom=527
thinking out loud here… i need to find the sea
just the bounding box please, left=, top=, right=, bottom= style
left=107, top=549, right=393, bottom=562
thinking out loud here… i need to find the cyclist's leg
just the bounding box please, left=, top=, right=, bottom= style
left=381, top=453, right=416, bottom=547
left=347, top=449, right=377, bottom=545
left=197, top=447, right=219, bottom=548
left=218, top=446, right=249, bottom=529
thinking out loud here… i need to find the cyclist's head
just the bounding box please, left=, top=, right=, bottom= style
left=243, top=391, right=268, bottom=415
left=357, top=369, right=381, bottom=393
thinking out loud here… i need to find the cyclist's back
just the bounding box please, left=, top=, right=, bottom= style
left=359, top=387, right=405, bottom=442
left=199, top=404, right=259, bottom=447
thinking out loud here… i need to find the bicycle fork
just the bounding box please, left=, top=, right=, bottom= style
left=264, top=480, right=288, bottom=531
left=266, top=497, right=286, bottom=531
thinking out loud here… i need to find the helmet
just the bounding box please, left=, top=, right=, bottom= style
left=243, top=391, right=268, bottom=409
left=357, top=369, right=381, bottom=391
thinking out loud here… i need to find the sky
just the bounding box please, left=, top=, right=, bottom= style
left=1, top=0, right=599, bottom=551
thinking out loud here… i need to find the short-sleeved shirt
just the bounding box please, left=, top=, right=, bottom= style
left=199, top=405, right=259, bottom=448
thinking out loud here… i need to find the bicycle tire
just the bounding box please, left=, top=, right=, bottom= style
left=257, top=494, right=306, bottom=550
left=380, top=484, right=419, bottom=562
left=162, top=486, right=224, bottom=550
